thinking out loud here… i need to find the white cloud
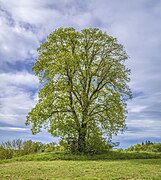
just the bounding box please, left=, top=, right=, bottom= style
left=0, top=90, right=37, bottom=126
left=0, top=72, right=38, bottom=126
left=0, top=0, right=92, bottom=64
left=0, top=127, right=28, bottom=131
left=129, top=105, right=147, bottom=113
left=0, top=71, right=38, bottom=87
left=0, top=9, right=39, bottom=63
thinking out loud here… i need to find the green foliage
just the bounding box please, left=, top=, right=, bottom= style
left=86, top=135, right=107, bottom=153
left=0, top=139, right=57, bottom=159
left=58, top=135, right=115, bottom=154
left=41, top=142, right=57, bottom=152
left=26, top=27, right=132, bottom=153
left=22, top=140, right=43, bottom=155
left=0, top=139, right=24, bottom=159
left=126, top=141, right=161, bottom=152
left=0, top=147, right=13, bottom=159
left=1, top=138, right=161, bottom=161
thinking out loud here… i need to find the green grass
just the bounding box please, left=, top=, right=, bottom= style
left=0, top=159, right=161, bottom=179
left=0, top=151, right=161, bottom=179
left=1, top=150, right=161, bottom=163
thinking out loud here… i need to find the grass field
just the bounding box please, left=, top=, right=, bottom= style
left=0, top=159, right=161, bottom=179
left=0, top=151, right=161, bottom=179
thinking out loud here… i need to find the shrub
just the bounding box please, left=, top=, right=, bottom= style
left=0, top=147, right=13, bottom=159
left=22, top=140, right=43, bottom=154
left=126, top=141, right=161, bottom=152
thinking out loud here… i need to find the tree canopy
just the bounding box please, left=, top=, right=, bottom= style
left=26, top=28, right=132, bottom=153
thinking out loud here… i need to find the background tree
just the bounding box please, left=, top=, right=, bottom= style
left=26, top=28, right=132, bottom=153
left=1, top=139, right=23, bottom=150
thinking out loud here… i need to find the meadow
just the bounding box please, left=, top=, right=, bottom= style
left=1, top=151, right=161, bottom=179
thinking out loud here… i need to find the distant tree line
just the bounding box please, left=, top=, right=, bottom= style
left=0, top=139, right=58, bottom=159
left=126, top=141, right=161, bottom=152
left=1, top=139, right=160, bottom=160
left=0, top=138, right=116, bottom=159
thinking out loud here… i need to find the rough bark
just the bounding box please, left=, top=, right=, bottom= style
left=78, top=123, right=87, bottom=153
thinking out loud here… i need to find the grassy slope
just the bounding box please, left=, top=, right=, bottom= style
left=0, top=151, right=161, bottom=179
left=1, top=150, right=161, bottom=163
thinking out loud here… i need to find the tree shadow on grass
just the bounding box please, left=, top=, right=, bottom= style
left=48, top=151, right=161, bottom=161
left=1, top=151, right=161, bottom=164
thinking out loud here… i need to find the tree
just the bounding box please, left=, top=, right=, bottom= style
left=26, top=28, right=132, bottom=153
left=22, top=140, right=43, bottom=154
left=1, top=139, right=23, bottom=150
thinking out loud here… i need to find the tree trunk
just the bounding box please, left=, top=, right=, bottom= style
left=78, top=123, right=87, bottom=153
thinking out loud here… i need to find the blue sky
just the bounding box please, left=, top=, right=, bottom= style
left=0, top=0, right=161, bottom=148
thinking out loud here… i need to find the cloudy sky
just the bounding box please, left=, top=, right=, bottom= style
left=0, top=0, right=161, bottom=148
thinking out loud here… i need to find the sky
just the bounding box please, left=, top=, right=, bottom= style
left=0, top=0, right=161, bottom=148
